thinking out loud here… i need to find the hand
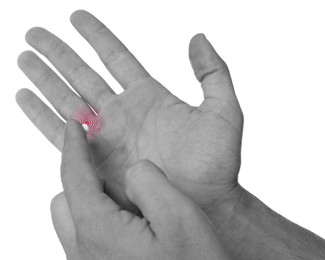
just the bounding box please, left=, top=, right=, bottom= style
left=52, top=120, right=229, bottom=260
left=16, top=10, right=243, bottom=213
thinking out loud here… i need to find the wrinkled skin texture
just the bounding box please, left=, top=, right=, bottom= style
left=16, top=10, right=243, bottom=212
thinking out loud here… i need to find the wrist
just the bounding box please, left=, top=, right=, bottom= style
left=206, top=185, right=325, bottom=260
left=204, top=184, right=246, bottom=231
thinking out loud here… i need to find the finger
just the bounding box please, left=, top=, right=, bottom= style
left=61, top=120, right=119, bottom=223
left=25, top=27, right=114, bottom=110
left=50, top=192, right=77, bottom=255
left=189, top=33, right=237, bottom=103
left=16, top=88, right=65, bottom=150
left=17, top=51, right=91, bottom=119
left=70, top=10, right=151, bottom=90
left=124, top=160, right=201, bottom=233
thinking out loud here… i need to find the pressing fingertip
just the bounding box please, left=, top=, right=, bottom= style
left=65, top=119, right=82, bottom=130
left=64, top=119, right=85, bottom=139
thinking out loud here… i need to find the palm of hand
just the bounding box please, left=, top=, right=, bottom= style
left=16, top=10, right=243, bottom=212
left=94, top=81, right=242, bottom=210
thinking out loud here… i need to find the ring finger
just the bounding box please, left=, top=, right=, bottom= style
left=18, top=50, right=92, bottom=119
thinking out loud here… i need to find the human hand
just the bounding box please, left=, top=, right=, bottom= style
left=16, top=10, right=243, bottom=213
left=51, top=120, right=229, bottom=260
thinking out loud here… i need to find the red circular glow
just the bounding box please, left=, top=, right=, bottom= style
left=72, top=108, right=102, bottom=137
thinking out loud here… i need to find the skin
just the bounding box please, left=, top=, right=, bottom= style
left=17, top=10, right=325, bottom=259
left=16, top=10, right=243, bottom=212
left=54, top=120, right=229, bottom=259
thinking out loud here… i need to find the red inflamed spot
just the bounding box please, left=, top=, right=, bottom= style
left=72, top=108, right=102, bottom=138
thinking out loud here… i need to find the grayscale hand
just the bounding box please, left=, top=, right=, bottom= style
left=16, top=10, right=243, bottom=212
left=51, top=120, right=229, bottom=260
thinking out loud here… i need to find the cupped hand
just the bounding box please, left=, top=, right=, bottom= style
left=52, top=120, right=229, bottom=259
left=16, top=10, right=243, bottom=212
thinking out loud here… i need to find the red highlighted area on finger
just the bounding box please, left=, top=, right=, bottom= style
left=72, top=108, right=102, bottom=137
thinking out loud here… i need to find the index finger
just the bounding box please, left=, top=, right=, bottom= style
left=61, top=120, right=119, bottom=223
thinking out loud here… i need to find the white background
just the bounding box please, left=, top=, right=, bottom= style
left=1, top=0, right=325, bottom=259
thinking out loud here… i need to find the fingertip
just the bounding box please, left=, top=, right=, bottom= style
left=189, top=33, right=208, bottom=49
left=64, top=120, right=86, bottom=145
left=25, top=26, right=45, bottom=44
left=15, top=88, right=31, bottom=105
left=190, top=33, right=206, bottom=43
left=65, top=119, right=83, bottom=134
left=70, top=9, right=83, bottom=23
left=17, top=50, right=35, bottom=69
left=189, top=32, right=230, bottom=84
left=70, top=9, right=91, bottom=26
left=66, top=119, right=81, bottom=127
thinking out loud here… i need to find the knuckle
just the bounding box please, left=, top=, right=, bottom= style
left=34, top=68, right=54, bottom=87
left=33, top=105, right=51, bottom=126
left=217, top=60, right=230, bottom=76
left=68, top=64, right=89, bottom=86
left=103, top=47, right=128, bottom=66
left=85, top=22, right=106, bottom=42
left=220, top=59, right=229, bottom=71
left=198, top=58, right=229, bottom=83
left=50, top=40, right=68, bottom=58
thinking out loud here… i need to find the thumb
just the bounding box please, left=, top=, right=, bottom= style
left=125, top=160, right=230, bottom=259
left=189, top=33, right=237, bottom=105
left=124, top=160, right=212, bottom=234
left=50, top=192, right=77, bottom=256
